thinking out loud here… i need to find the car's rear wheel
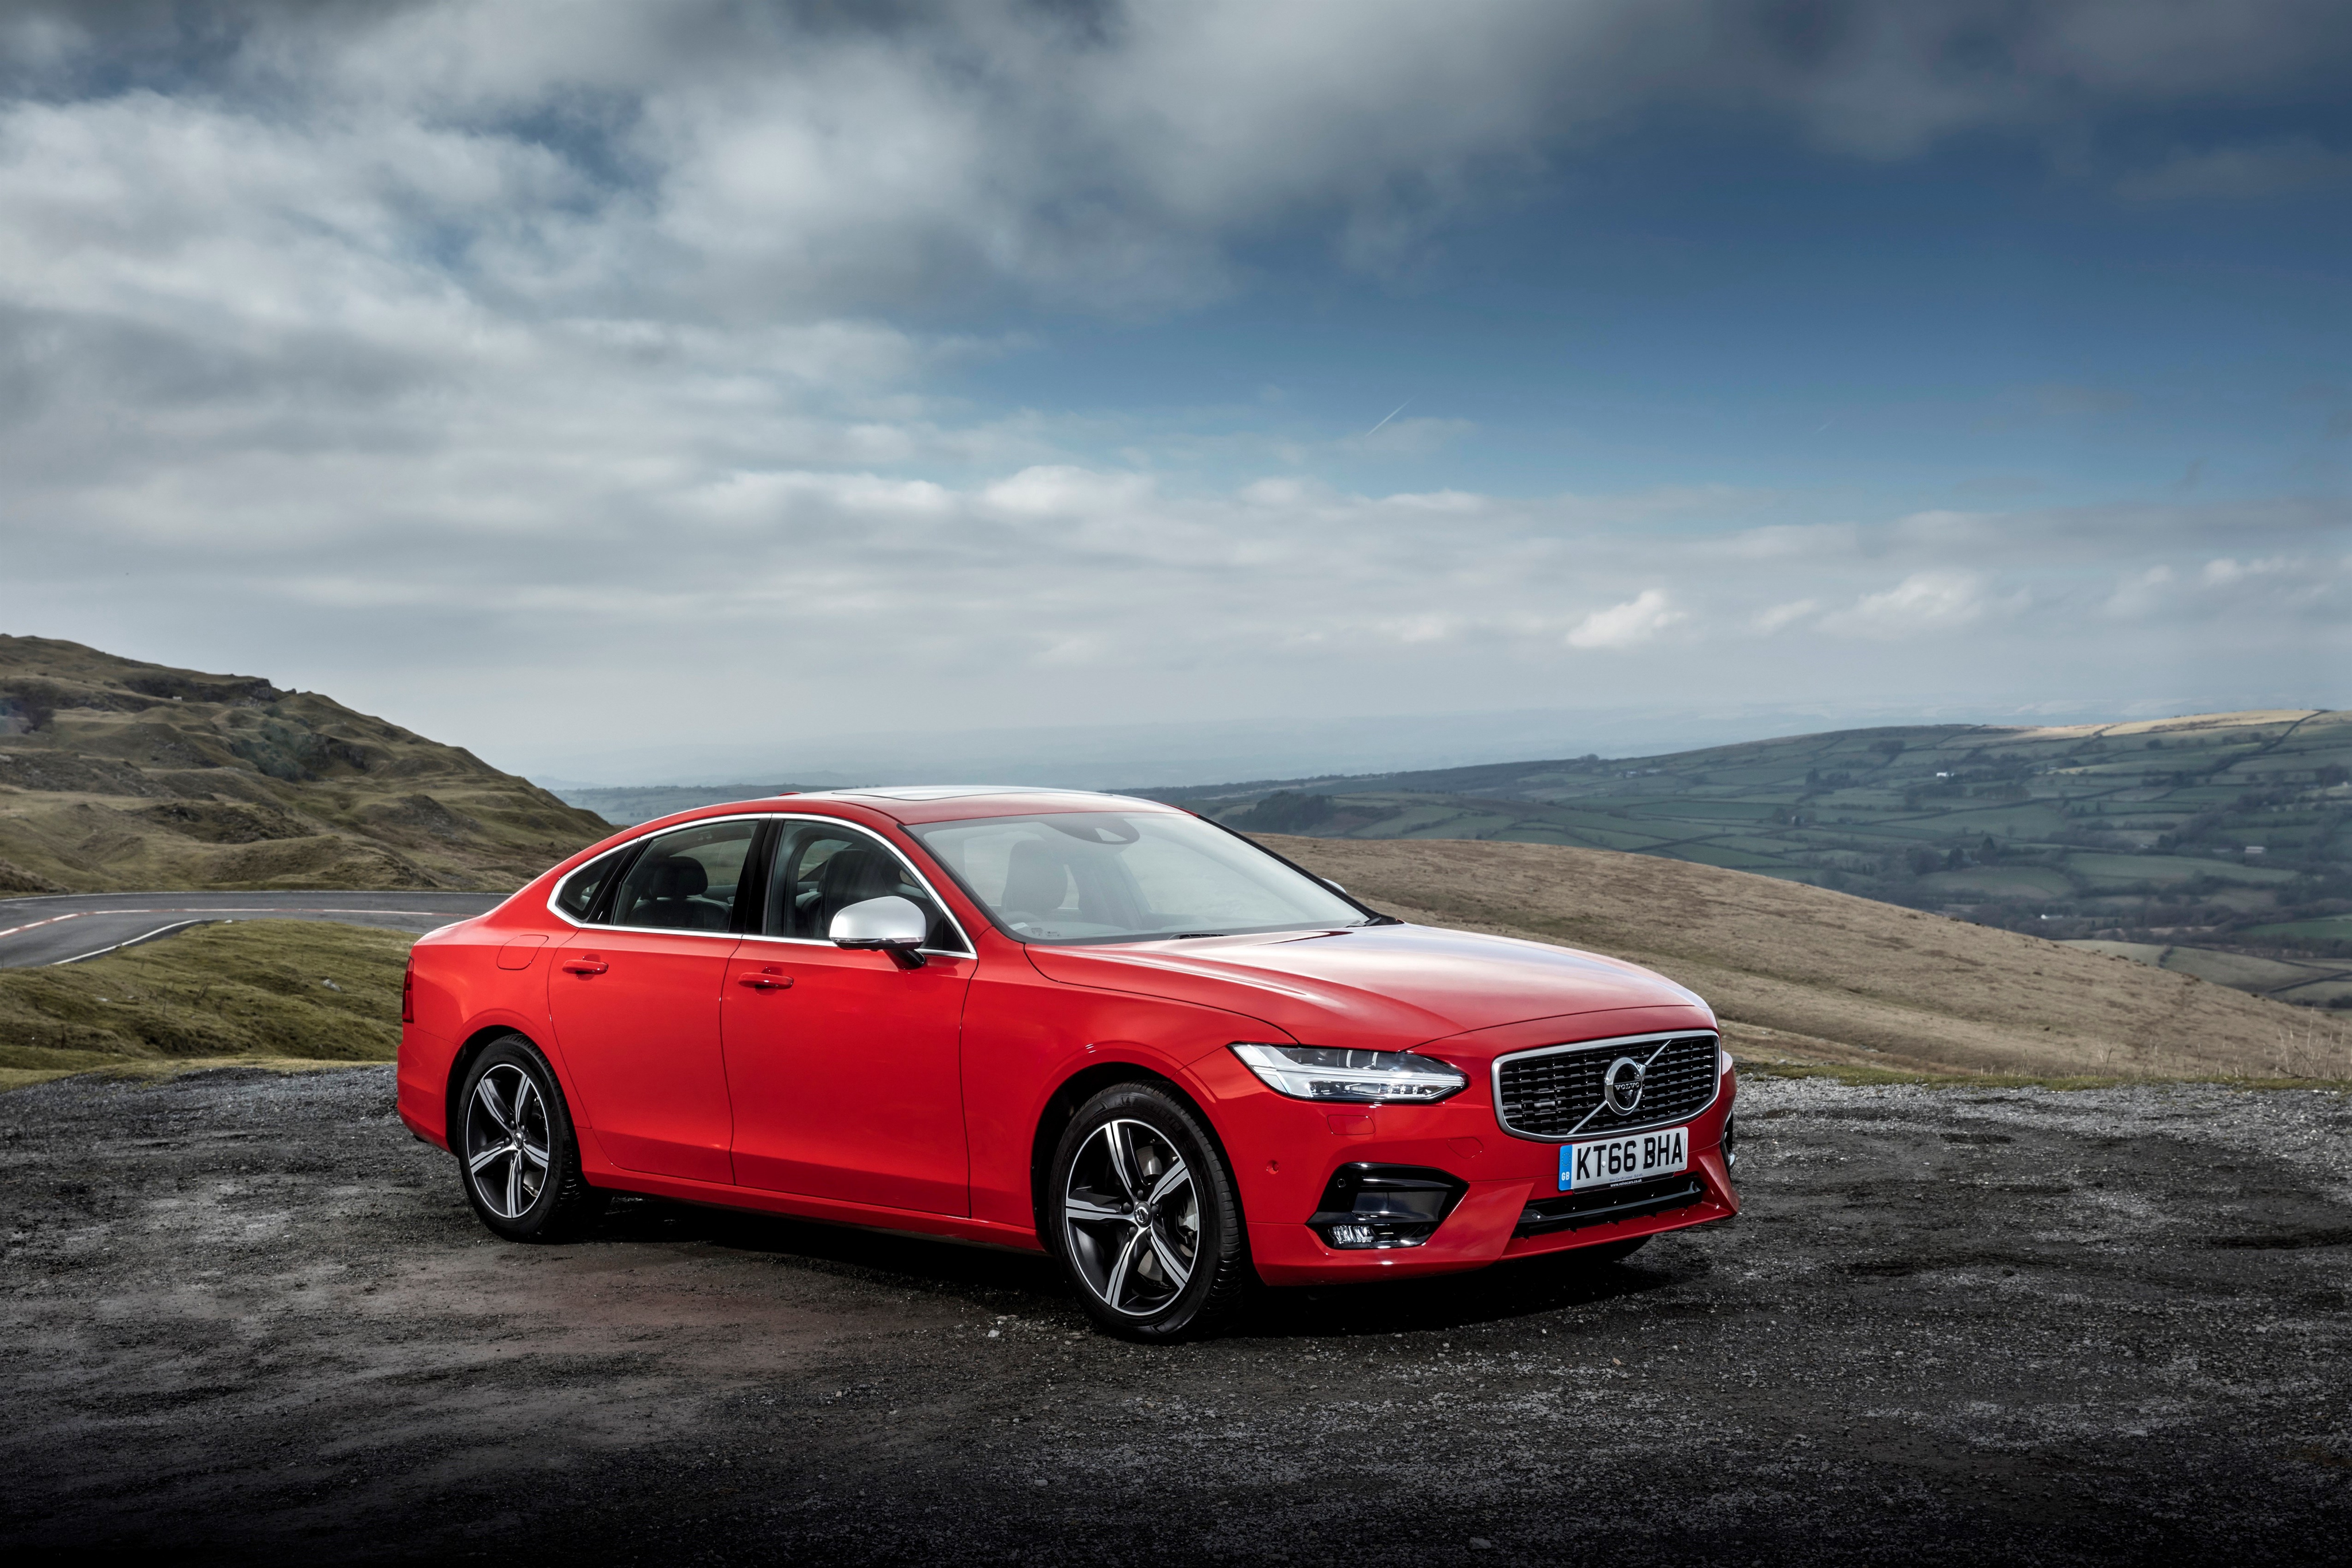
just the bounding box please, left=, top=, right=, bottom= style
left=1050, top=1082, right=1248, bottom=1340
left=456, top=1034, right=604, bottom=1242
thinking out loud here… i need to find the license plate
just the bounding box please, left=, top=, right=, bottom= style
left=1560, top=1126, right=1689, bottom=1191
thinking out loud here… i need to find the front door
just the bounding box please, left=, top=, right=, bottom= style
left=721, top=818, right=974, bottom=1214
left=546, top=817, right=759, bottom=1185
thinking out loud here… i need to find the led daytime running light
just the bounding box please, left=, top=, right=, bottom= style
left=1229, top=1042, right=1467, bottom=1104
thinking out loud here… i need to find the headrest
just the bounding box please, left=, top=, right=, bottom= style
left=1003, top=838, right=1070, bottom=913
left=644, top=857, right=709, bottom=899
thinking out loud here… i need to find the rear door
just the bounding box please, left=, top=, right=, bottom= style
left=547, top=818, right=760, bottom=1184
left=721, top=818, right=975, bottom=1214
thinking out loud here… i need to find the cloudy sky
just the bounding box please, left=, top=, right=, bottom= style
left=1, top=1, right=2346, bottom=785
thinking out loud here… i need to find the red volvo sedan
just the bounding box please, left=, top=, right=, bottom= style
left=398, top=787, right=1739, bottom=1338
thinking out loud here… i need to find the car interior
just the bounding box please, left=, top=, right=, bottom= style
left=605, top=823, right=755, bottom=931
left=766, top=827, right=953, bottom=947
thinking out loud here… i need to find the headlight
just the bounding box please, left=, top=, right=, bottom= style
left=1229, top=1043, right=1467, bottom=1104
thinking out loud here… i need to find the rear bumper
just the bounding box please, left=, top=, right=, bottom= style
left=396, top=1022, right=455, bottom=1151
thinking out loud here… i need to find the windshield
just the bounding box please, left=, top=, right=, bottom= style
left=904, top=811, right=1371, bottom=944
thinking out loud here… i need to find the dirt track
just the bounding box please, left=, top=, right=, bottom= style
left=3, top=1067, right=2350, bottom=1565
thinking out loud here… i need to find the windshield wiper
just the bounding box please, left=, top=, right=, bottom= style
left=1164, top=931, right=1231, bottom=939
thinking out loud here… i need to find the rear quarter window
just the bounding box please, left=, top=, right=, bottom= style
left=553, top=846, right=632, bottom=922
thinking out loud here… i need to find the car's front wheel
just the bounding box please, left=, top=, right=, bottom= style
left=455, top=1033, right=605, bottom=1242
left=1049, top=1082, right=1249, bottom=1340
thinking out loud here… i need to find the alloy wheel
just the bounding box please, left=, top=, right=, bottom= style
left=1061, top=1118, right=1200, bottom=1318
left=465, top=1063, right=552, bottom=1221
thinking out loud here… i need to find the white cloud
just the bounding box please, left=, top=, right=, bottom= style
left=2202, top=556, right=2291, bottom=585
left=1754, top=598, right=1820, bottom=633
left=2117, top=138, right=2352, bottom=202
left=2104, top=565, right=2175, bottom=618
left=1820, top=571, right=2015, bottom=638
left=1567, top=590, right=1684, bottom=649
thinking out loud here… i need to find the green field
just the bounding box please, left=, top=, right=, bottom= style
left=0, top=919, right=413, bottom=1089
left=2242, top=913, right=2352, bottom=941
left=2062, top=851, right=2297, bottom=886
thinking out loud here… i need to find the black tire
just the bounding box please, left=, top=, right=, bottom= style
left=1573, top=1235, right=1650, bottom=1265
left=1047, top=1082, right=1250, bottom=1341
left=454, top=1034, right=605, bottom=1242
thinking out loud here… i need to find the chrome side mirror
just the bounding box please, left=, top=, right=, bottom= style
left=829, top=895, right=930, bottom=969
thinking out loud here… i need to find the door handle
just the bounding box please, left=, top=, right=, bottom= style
left=560, top=957, right=609, bottom=976
left=737, top=969, right=794, bottom=990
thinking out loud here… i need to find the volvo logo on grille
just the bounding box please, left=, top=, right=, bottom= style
left=1603, top=1056, right=1647, bottom=1116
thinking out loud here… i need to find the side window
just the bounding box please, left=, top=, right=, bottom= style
left=606, top=820, right=759, bottom=934
left=763, top=822, right=961, bottom=950
left=554, top=846, right=631, bottom=923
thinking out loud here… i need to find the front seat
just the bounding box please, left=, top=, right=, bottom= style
left=813, top=847, right=890, bottom=927
left=637, top=857, right=725, bottom=930
left=1000, top=839, right=1071, bottom=923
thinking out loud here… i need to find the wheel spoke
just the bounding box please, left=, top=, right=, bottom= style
left=1102, top=1226, right=1148, bottom=1310
left=475, top=1074, right=514, bottom=1133
left=1146, top=1157, right=1189, bottom=1208
left=469, top=1144, right=511, bottom=1175
left=519, top=1140, right=550, bottom=1171
left=1144, top=1225, right=1192, bottom=1289
left=1064, top=1196, right=1127, bottom=1224
left=1102, top=1123, right=1140, bottom=1200
left=505, top=1144, right=523, bottom=1215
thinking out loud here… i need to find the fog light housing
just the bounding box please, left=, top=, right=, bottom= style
left=1722, top=1110, right=1739, bottom=1172
left=1308, top=1163, right=1468, bottom=1250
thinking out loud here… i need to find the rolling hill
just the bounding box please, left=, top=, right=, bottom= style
left=1152, top=711, right=2352, bottom=1008
left=0, top=636, right=610, bottom=893
left=1260, top=834, right=2347, bottom=1082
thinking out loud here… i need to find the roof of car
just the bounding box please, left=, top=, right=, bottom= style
left=773, top=786, right=1185, bottom=826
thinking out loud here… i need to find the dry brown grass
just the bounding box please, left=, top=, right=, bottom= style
left=1260, top=834, right=2352, bottom=1083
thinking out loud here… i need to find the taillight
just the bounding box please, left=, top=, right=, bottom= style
left=401, top=957, right=416, bottom=1023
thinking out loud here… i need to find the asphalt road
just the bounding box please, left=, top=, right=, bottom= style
left=2, top=1068, right=2348, bottom=1563
left=0, top=891, right=508, bottom=967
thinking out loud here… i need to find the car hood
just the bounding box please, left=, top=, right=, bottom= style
left=1022, top=922, right=1708, bottom=1049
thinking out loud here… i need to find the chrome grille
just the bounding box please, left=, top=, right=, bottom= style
left=1493, top=1032, right=1719, bottom=1140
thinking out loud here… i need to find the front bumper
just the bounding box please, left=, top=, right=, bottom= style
left=1199, top=1037, right=1740, bottom=1288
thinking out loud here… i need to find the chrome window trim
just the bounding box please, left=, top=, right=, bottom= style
left=1489, top=1028, right=1723, bottom=1143
left=543, top=811, right=974, bottom=957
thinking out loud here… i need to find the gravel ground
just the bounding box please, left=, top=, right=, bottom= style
left=2, top=1067, right=2349, bottom=1565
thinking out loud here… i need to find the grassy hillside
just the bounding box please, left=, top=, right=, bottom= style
left=0, top=636, right=610, bottom=892
left=1261, top=834, right=2350, bottom=1083
left=0, top=920, right=413, bottom=1090
left=6, top=845, right=2343, bottom=1093
left=1154, top=711, right=2352, bottom=1007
